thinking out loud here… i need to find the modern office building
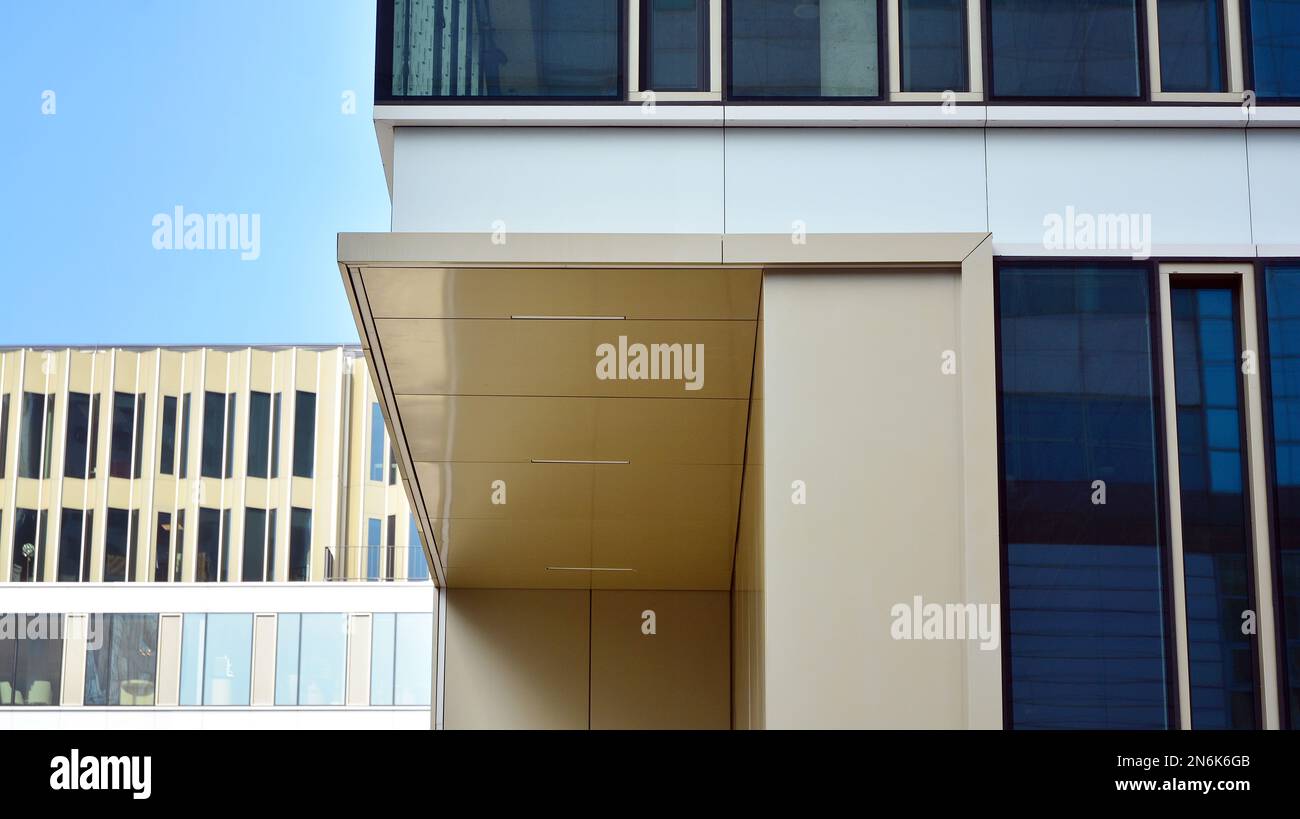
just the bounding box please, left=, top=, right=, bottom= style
left=337, top=0, right=1300, bottom=729
left=0, top=345, right=436, bottom=728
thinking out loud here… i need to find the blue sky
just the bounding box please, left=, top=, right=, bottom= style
left=0, top=1, right=391, bottom=345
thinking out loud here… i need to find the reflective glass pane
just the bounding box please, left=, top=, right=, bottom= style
left=293, top=391, right=315, bottom=478
left=644, top=0, right=709, bottom=91
left=388, top=0, right=622, bottom=99
left=899, top=0, right=968, bottom=92
left=394, top=612, right=434, bottom=706
left=298, top=613, right=347, bottom=705
left=1171, top=287, right=1258, bottom=728
left=1157, top=0, right=1225, bottom=91
left=202, top=613, right=253, bottom=706
left=990, top=0, right=1141, bottom=98
left=1264, top=263, right=1300, bottom=722
left=729, top=0, right=880, bottom=98
left=84, top=614, right=159, bottom=706
left=179, top=613, right=206, bottom=706
left=1249, top=0, right=1300, bottom=99
left=998, top=264, right=1170, bottom=728
left=370, top=613, right=396, bottom=706
left=0, top=614, right=63, bottom=706
left=409, top=515, right=430, bottom=581
left=275, top=613, right=301, bottom=705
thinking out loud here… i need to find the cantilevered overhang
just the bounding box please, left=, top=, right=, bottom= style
left=339, top=232, right=991, bottom=591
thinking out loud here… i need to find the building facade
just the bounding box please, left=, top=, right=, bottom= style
left=342, top=0, right=1300, bottom=729
left=0, top=346, right=436, bottom=728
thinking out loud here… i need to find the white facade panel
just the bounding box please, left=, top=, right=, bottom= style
left=986, top=128, right=1253, bottom=253
left=722, top=128, right=988, bottom=234
left=1248, top=129, right=1300, bottom=247
left=391, top=127, right=725, bottom=233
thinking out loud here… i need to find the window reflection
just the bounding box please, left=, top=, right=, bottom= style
left=201, top=614, right=253, bottom=706
left=899, top=0, right=968, bottom=92
left=1249, top=0, right=1300, bottom=99
left=990, top=0, right=1141, bottom=98
left=1157, top=0, right=1225, bottom=92
left=388, top=0, right=622, bottom=99
left=84, top=614, right=158, bottom=706
left=1171, top=287, right=1258, bottom=728
left=998, top=264, right=1171, bottom=728
left=272, top=612, right=348, bottom=706
left=729, top=0, right=880, bottom=98
left=0, top=614, right=64, bottom=706
left=1264, top=264, right=1300, bottom=723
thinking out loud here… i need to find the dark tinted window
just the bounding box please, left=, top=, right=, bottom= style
left=990, top=0, right=1141, bottom=98
left=289, top=507, right=312, bottom=581
left=293, top=391, right=316, bottom=478
left=243, top=507, right=276, bottom=582
left=1171, top=287, right=1258, bottom=727
left=11, top=508, right=47, bottom=582
left=643, top=0, right=709, bottom=91
left=159, top=395, right=177, bottom=475
left=104, top=508, right=138, bottom=583
left=387, top=0, right=622, bottom=99
left=247, top=391, right=281, bottom=479
left=899, top=0, right=968, bottom=92
left=370, top=402, right=385, bottom=482
left=18, top=392, right=54, bottom=479
left=1263, top=264, right=1300, bottom=722
left=0, top=614, right=63, bottom=706
left=58, top=508, right=92, bottom=583
left=1249, top=0, right=1300, bottom=99
left=109, top=392, right=145, bottom=479
left=178, top=393, right=191, bottom=478
left=1157, top=0, right=1225, bottom=91
left=84, top=614, right=158, bottom=706
left=0, top=394, right=9, bottom=478
left=196, top=507, right=230, bottom=583
left=729, top=0, right=881, bottom=98
left=64, top=392, right=101, bottom=479
left=200, top=392, right=236, bottom=479
left=154, top=512, right=173, bottom=583
left=409, top=514, right=430, bottom=581
left=998, top=264, right=1171, bottom=728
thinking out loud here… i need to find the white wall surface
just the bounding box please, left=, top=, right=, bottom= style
left=390, top=126, right=1300, bottom=253
left=392, top=127, right=724, bottom=233
left=1247, top=129, right=1300, bottom=248
left=986, top=128, right=1254, bottom=253
left=723, top=129, right=987, bottom=234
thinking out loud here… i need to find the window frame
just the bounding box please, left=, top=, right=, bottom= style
left=888, top=0, right=984, bottom=101
left=1147, top=0, right=1246, bottom=101
left=1156, top=261, right=1278, bottom=728
left=629, top=0, right=723, bottom=101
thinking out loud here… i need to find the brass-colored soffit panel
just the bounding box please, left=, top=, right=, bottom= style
left=378, top=318, right=754, bottom=399
left=353, top=262, right=759, bottom=590
left=398, top=395, right=748, bottom=465
left=362, top=266, right=760, bottom=320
